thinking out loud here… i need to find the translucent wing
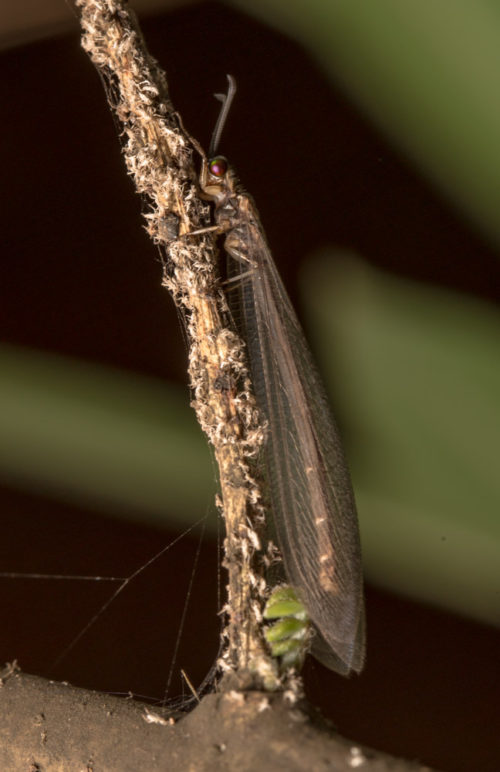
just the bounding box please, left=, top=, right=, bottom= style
left=227, top=211, right=365, bottom=675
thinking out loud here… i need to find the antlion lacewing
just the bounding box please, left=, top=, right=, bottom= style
left=199, top=76, right=365, bottom=675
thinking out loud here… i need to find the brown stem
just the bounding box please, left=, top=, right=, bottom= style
left=75, top=0, right=278, bottom=688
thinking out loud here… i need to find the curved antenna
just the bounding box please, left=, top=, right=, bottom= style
left=209, top=74, right=237, bottom=157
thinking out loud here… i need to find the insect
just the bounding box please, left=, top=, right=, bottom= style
left=200, top=76, right=365, bottom=676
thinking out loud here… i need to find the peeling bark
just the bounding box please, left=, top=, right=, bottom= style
left=74, top=0, right=275, bottom=685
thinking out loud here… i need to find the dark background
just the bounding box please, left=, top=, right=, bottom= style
left=1, top=3, right=499, bottom=770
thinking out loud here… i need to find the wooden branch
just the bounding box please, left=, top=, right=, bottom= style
left=0, top=667, right=437, bottom=771
left=74, top=0, right=277, bottom=687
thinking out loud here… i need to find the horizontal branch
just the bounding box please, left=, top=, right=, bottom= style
left=0, top=667, right=434, bottom=771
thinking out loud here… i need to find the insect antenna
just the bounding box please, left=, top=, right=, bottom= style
left=209, top=74, right=237, bottom=156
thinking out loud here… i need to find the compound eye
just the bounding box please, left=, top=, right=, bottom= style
left=208, top=156, right=228, bottom=178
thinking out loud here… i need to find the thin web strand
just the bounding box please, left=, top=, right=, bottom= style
left=163, top=517, right=207, bottom=703
left=48, top=517, right=208, bottom=673
left=0, top=573, right=125, bottom=581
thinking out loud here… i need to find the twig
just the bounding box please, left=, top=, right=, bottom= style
left=75, top=0, right=279, bottom=688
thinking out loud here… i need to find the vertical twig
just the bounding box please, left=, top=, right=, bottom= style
left=76, top=0, right=281, bottom=689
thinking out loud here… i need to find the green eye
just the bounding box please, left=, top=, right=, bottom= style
left=208, top=156, right=228, bottom=178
